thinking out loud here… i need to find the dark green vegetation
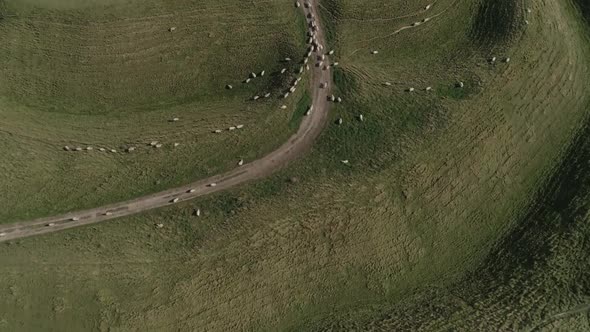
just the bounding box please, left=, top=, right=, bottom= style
left=2, top=0, right=590, bottom=331
left=289, top=91, right=311, bottom=130
left=470, top=0, right=523, bottom=46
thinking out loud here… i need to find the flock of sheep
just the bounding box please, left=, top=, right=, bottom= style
left=44, top=1, right=531, bottom=230
left=61, top=1, right=520, bottom=162
left=62, top=117, right=189, bottom=154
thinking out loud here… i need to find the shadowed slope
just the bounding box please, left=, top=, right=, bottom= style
left=470, top=0, right=523, bottom=47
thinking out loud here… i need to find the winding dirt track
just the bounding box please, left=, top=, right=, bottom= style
left=0, top=2, right=332, bottom=243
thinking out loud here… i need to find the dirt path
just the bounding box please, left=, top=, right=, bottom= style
left=344, top=0, right=462, bottom=59
left=0, top=2, right=332, bottom=243
left=338, top=0, right=439, bottom=22
left=528, top=302, right=590, bottom=331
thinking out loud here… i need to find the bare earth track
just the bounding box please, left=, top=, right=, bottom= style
left=0, top=2, right=332, bottom=243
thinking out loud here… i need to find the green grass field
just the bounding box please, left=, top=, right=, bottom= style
left=0, top=0, right=308, bottom=222
left=1, top=0, right=590, bottom=331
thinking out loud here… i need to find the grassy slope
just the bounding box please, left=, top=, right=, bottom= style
left=0, top=0, right=307, bottom=222
left=324, top=105, right=590, bottom=331
left=1, top=0, right=590, bottom=331
left=306, top=0, right=590, bottom=330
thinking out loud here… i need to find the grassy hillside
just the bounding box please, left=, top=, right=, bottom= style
left=314, top=108, right=590, bottom=331
left=0, top=0, right=308, bottom=222
left=1, top=0, right=590, bottom=331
